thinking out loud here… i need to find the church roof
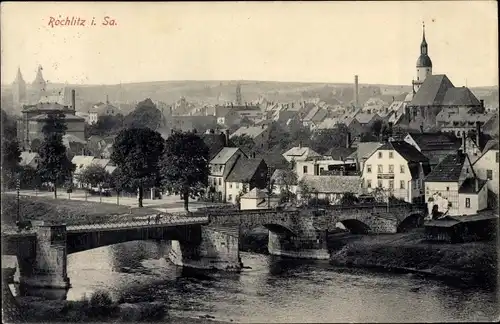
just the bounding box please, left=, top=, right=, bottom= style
left=409, top=74, right=455, bottom=107
left=441, top=87, right=481, bottom=106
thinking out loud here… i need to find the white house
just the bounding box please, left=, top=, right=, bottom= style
left=473, top=140, right=499, bottom=204
left=224, top=158, right=268, bottom=204
left=71, top=155, right=95, bottom=187
left=425, top=151, right=488, bottom=217
left=208, top=147, right=246, bottom=202
left=361, top=140, right=431, bottom=203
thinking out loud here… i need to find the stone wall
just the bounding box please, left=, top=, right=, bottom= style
left=169, top=226, right=242, bottom=271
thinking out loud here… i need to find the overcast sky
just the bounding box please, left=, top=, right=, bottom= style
left=1, top=1, right=498, bottom=87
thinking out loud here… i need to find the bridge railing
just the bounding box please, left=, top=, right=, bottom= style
left=67, top=215, right=209, bottom=231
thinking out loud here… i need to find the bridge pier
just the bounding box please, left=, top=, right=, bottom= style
left=169, top=226, right=242, bottom=271
left=18, top=224, right=70, bottom=289
left=268, top=229, right=330, bottom=260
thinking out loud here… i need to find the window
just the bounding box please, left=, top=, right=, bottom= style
left=389, top=180, right=394, bottom=189
left=377, top=165, right=383, bottom=173
left=228, top=194, right=232, bottom=201
left=446, top=186, right=449, bottom=191
left=378, top=152, right=382, bottom=159
left=378, top=180, right=383, bottom=188
left=400, top=165, right=405, bottom=173
left=213, top=178, right=217, bottom=186
left=229, top=183, right=232, bottom=189
left=303, top=166, right=308, bottom=174
left=487, top=170, right=493, bottom=180
left=496, top=152, right=499, bottom=163
left=367, top=165, right=372, bottom=173
left=400, top=180, right=405, bottom=189
left=465, top=198, right=471, bottom=208
left=367, top=180, right=372, bottom=188
left=389, top=152, right=394, bottom=159
left=389, top=165, right=394, bottom=174
left=218, top=178, right=221, bottom=186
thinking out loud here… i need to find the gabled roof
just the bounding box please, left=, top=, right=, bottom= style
left=441, top=87, right=481, bottom=106
left=458, top=178, right=488, bottom=194
left=300, top=175, right=361, bottom=194
left=325, top=147, right=356, bottom=161
left=19, top=151, right=39, bottom=166
left=355, top=112, right=378, bottom=124
left=283, top=147, right=321, bottom=161
left=406, top=132, right=460, bottom=151
left=226, top=158, right=266, bottom=183
left=256, top=151, right=289, bottom=171
left=425, top=152, right=469, bottom=182
left=230, top=125, right=268, bottom=139
left=410, top=74, right=454, bottom=106
left=356, top=142, right=383, bottom=161
left=376, top=141, right=429, bottom=163
left=71, top=155, right=95, bottom=171
left=210, top=147, right=241, bottom=165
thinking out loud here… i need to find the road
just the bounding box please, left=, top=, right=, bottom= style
left=9, top=189, right=227, bottom=213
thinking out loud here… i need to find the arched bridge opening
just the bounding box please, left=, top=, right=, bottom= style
left=339, top=219, right=372, bottom=235
left=397, top=212, right=425, bottom=233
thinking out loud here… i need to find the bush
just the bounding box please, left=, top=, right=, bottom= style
left=86, top=290, right=116, bottom=317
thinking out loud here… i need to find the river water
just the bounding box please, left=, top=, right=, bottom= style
left=17, top=241, right=499, bottom=323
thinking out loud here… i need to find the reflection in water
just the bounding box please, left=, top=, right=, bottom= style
left=16, top=241, right=499, bottom=323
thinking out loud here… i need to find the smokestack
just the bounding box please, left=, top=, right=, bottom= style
left=225, top=129, right=230, bottom=147
left=72, top=89, right=76, bottom=111
left=475, top=121, right=481, bottom=147
left=346, top=132, right=351, bottom=148
left=354, top=75, right=359, bottom=108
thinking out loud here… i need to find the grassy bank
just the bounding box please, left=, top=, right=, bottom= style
left=329, top=229, right=498, bottom=288
left=1, top=194, right=159, bottom=226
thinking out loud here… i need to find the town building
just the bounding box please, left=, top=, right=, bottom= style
left=472, top=140, right=499, bottom=207
left=214, top=106, right=241, bottom=127
left=282, top=146, right=321, bottom=163
left=19, top=151, right=40, bottom=169
left=16, top=88, right=86, bottom=151
left=297, top=175, right=361, bottom=204
left=224, top=158, right=268, bottom=204
left=403, top=132, right=461, bottom=168
left=230, top=125, right=270, bottom=150
left=239, top=188, right=280, bottom=210
left=302, top=106, right=328, bottom=131
left=361, top=140, right=431, bottom=203
left=425, top=151, right=488, bottom=217
left=88, top=97, right=120, bottom=124
left=208, top=147, right=247, bottom=202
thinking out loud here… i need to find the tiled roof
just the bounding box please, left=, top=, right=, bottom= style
left=441, top=87, right=481, bottom=106
left=356, top=142, right=383, bottom=161
left=355, top=113, right=378, bottom=124
left=407, top=132, right=460, bottom=151
left=256, top=152, right=289, bottom=171
left=226, top=158, right=266, bottom=183
left=325, top=147, right=356, bottom=161
left=210, top=147, right=241, bottom=165
left=283, top=147, right=321, bottom=161
left=377, top=141, right=429, bottom=162
left=409, top=74, right=454, bottom=106
left=436, top=109, right=495, bottom=125
left=425, top=152, right=468, bottom=182
left=458, top=178, right=488, bottom=194
left=300, top=175, right=361, bottom=194
left=230, top=125, right=268, bottom=139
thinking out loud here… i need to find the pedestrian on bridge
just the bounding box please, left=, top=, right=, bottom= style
left=147, top=215, right=151, bottom=224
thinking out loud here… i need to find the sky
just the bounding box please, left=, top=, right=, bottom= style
left=1, top=1, right=498, bottom=87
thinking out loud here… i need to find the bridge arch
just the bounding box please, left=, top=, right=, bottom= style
left=338, top=219, right=372, bottom=234
left=397, top=212, right=425, bottom=233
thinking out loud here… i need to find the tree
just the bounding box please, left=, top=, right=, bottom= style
left=297, top=180, right=312, bottom=205
left=311, top=125, right=349, bottom=154
left=86, top=114, right=124, bottom=137
left=1, top=138, right=21, bottom=190
left=340, top=192, right=359, bottom=206
left=1, top=109, right=17, bottom=141
left=77, top=164, right=111, bottom=202
left=268, top=121, right=291, bottom=150
left=273, top=169, right=297, bottom=204
left=18, top=165, right=41, bottom=190
left=231, top=134, right=256, bottom=153
left=123, top=99, right=164, bottom=130
left=111, top=128, right=165, bottom=207
left=160, top=131, right=209, bottom=211
left=37, top=134, right=75, bottom=199
left=41, top=113, right=67, bottom=136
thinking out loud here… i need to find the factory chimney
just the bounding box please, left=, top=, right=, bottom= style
left=354, top=75, right=359, bottom=108
left=72, top=89, right=76, bottom=112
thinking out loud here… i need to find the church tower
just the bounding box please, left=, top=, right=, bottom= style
left=12, top=67, right=26, bottom=107
left=412, top=23, right=433, bottom=94
left=32, top=65, right=47, bottom=94
left=235, top=82, right=242, bottom=106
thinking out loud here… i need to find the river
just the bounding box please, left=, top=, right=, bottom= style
left=14, top=241, right=499, bottom=323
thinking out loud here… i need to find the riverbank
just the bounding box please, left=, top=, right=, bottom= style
left=328, top=229, right=498, bottom=289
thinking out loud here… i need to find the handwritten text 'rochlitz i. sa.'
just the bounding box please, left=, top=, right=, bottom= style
left=47, top=16, right=118, bottom=28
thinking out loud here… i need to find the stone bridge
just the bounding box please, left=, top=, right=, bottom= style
left=1, top=204, right=426, bottom=290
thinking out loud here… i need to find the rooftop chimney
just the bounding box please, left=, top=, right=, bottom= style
left=225, top=129, right=230, bottom=147
left=346, top=132, right=351, bottom=148
left=72, top=89, right=76, bottom=111
left=299, top=141, right=302, bottom=149
left=354, top=75, right=359, bottom=108
left=480, top=99, right=484, bottom=109
left=475, top=121, right=481, bottom=146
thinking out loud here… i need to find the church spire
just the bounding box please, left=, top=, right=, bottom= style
left=14, top=67, right=25, bottom=84
left=420, top=21, right=428, bottom=55
left=33, top=64, right=47, bottom=92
